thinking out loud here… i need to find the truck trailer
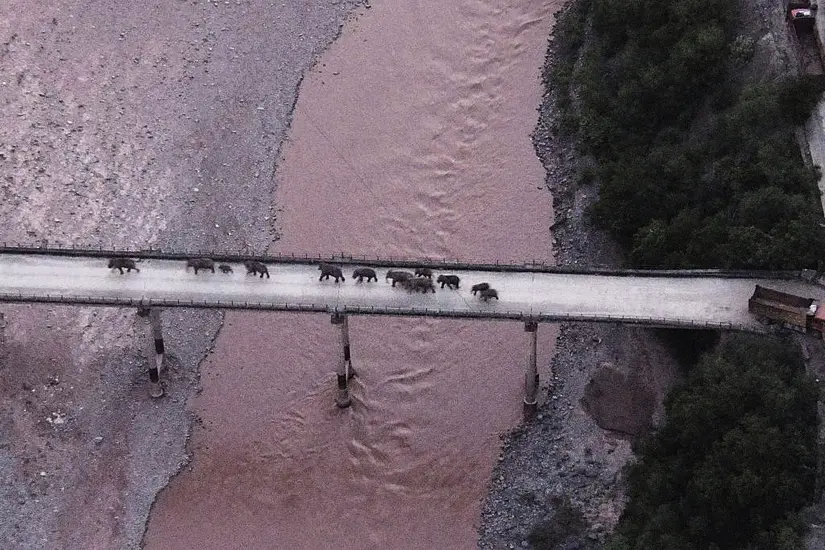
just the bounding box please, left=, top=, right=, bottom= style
left=748, top=284, right=825, bottom=336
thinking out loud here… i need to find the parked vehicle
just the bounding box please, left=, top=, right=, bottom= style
left=787, top=0, right=825, bottom=76
left=748, top=284, right=825, bottom=336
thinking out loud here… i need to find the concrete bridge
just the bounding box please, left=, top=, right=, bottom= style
left=2, top=247, right=824, bottom=413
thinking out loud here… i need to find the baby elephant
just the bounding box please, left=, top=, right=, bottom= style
left=218, top=264, right=234, bottom=274
left=244, top=260, right=270, bottom=278
left=318, top=262, right=345, bottom=282
left=479, top=288, right=499, bottom=301
left=471, top=282, right=490, bottom=295
left=386, top=270, right=414, bottom=287
left=436, top=274, right=460, bottom=289
left=401, top=277, right=436, bottom=293
left=352, top=267, right=377, bottom=282
left=108, top=257, right=139, bottom=274
left=186, top=257, right=215, bottom=274
left=414, top=267, right=433, bottom=279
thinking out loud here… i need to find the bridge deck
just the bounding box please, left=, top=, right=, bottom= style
left=0, top=253, right=823, bottom=331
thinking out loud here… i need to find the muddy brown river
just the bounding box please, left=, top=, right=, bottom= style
left=145, top=0, right=558, bottom=547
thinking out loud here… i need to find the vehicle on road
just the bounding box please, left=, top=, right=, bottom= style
left=787, top=0, right=825, bottom=76
left=748, top=284, right=825, bottom=336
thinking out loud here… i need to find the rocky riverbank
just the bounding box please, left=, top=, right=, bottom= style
left=477, top=0, right=825, bottom=543
left=476, top=12, right=683, bottom=549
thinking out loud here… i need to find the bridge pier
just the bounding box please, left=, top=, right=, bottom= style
left=523, top=320, right=539, bottom=419
left=331, top=313, right=354, bottom=408
left=139, top=307, right=165, bottom=398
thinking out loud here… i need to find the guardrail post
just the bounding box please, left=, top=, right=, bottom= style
left=523, top=320, right=539, bottom=419
left=331, top=313, right=354, bottom=408
left=139, top=306, right=165, bottom=398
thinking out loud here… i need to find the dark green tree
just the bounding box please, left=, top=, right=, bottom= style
left=607, top=335, right=818, bottom=549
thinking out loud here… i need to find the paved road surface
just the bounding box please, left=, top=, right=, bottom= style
left=1, top=254, right=823, bottom=330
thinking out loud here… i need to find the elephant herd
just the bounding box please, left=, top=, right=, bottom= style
left=108, top=257, right=270, bottom=278
left=108, top=257, right=501, bottom=301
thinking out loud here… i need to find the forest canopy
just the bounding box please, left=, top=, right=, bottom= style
left=543, top=0, right=825, bottom=546
left=605, top=335, right=818, bottom=549
left=552, top=0, right=825, bottom=270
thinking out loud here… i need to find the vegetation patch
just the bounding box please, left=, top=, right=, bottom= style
left=527, top=496, right=588, bottom=549
left=545, top=0, right=825, bottom=545
left=550, top=0, right=825, bottom=270
left=606, top=335, right=818, bottom=549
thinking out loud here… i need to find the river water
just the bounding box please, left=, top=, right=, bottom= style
left=146, top=0, right=557, bottom=548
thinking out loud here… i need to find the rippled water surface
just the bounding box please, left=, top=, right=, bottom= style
left=146, top=0, right=558, bottom=547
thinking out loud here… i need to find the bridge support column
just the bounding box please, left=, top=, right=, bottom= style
left=139, top=307, right=165, bottom=398
left=523, top=321, right=539, bottom=419
left=332, top=313, right=354, bottom=408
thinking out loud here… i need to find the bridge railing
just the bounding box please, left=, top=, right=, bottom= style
left=0, top=291, right=748, bottom=331
left=0, top=244, right=805, bottom=280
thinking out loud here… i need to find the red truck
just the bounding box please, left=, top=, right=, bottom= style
left=788, top=1, right=825, bottom=75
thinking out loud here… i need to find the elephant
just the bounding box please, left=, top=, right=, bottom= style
left=353, top=267, right=378, bottom=282
left=479, top=288, right=499, bottom=301
left=107, top=257, right=139, bottom=274
left=318, top=262, right=345, bottom=282
left=436, top=274, right=460, bottom=289
left=186, top=258, right=215, bottom=274
left=386, top=270, right=414, bottom=287
left=471, top=282, right=490, bottom=295
left=244, top=260, right=270, bottom=278
left=414, top=267, right=433, bottom=279
left=400, top=277, right=436, bottom=293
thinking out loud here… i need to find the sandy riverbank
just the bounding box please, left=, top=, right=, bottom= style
left=0, top=1, right=361, bottom=548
